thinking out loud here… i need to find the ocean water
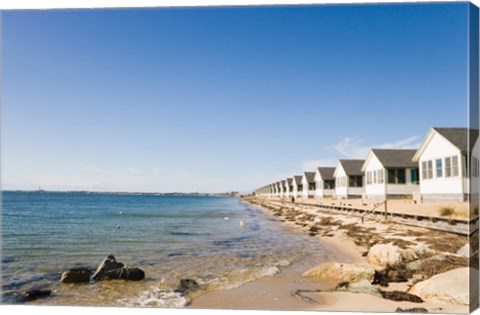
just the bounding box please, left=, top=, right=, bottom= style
left=1, top=191, right=338, bottom=307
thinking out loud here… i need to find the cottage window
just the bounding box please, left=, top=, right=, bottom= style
left=378, top=169, right=384, bottom=184
left=436, top=159, right=443, bottom=178
left=478, top=159, right=480, bottom=177
left=445, top=157, right=452, bottom=177
left=324, top=180, right=335, bottom=189
left=452, top=156, right=459, bottom=177
left=388, top=169, right=406, bottom=184
left=373, top=170, right=377, bottom=184
left=472, top=157, right=477, bottom=177
left=298, top=185, right=303, bottom=192
left=309, top=183, right=316, bottom=190
left=427, top=160, right=433, bottom=179
left=349, top=176, right=363, bottom=187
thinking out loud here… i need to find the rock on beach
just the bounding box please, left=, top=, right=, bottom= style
left=408, top=267, right=477, bottom=305
left=367, top=243, right=418, bottom=267
left=302, top=262, right=376, bottom=282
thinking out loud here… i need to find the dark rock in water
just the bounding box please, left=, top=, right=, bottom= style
left=396, top=307, right=428, bottom=313
left=92, top=255, right=125, bottom=281
left=61, top=268, right=93, bottom=283
left=103, top=267, right=145, bottom=281
left=168, top=252, right=184, bottom=258
left=175, top=279, right=199, bottom=295
left=372, top=265, right=413, bottom=287
left=5, top=289, right=52, bottom=303
left=2, top=257, right=15, bottom=264
left=380, top=290, right=423, bottom=303
left=92, top=255, right=144, bottom=281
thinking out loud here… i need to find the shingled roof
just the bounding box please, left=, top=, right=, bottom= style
left=433, top=128, right=479, bottom=152
left=293, top=175, right=303, bottom=185
left=303, top=172, right=316, bottom=183
left=339, top=159, right=364, bottom=176
left=287, top=178, right=293, bottom=185
left=371, top=149, right=417, bottom=168
left=317, top=167, right=335, bottom=180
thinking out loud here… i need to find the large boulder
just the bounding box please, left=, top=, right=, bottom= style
left=92, top=255, right=145, bottom=281
left=368, top=244, right=404, bottom=267
left=60, top=268, right=93, bottom=283
left=302, top=262, right=376, bottom=282
left=408, top=267, right=476, bottom=305
left=92, top=255, right=125, bottom=280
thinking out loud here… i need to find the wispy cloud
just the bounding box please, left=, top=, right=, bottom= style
left=330, top=135, right=421, bottom=159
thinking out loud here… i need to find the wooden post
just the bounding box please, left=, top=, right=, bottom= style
left=384, top=200, right=388, bottom=222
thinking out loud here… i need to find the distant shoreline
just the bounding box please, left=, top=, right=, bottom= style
left=1, top=190, right=242, bottom=198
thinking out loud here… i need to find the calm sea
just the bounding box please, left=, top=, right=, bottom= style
left=1, top=191, right=338, bottom=307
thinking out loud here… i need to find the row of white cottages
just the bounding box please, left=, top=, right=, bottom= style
left=254, top=127, right=480, bottom=203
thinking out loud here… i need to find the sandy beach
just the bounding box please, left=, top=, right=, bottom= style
left=189, top=196, right=477, bottom=313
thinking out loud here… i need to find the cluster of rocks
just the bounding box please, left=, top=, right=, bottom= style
left=61, top=255, right=145, bottom=284
left=2, top=255, right=146, bottom=304
left=302, top=242, right=475, bottom=307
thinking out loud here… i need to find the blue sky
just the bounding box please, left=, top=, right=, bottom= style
left=1, top=3, right=471, bottom=193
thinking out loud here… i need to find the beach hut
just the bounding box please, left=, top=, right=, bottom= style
left=412, top=127, right=479, bottom=202
left=333, top=159, right=365, bottom=199
left=285, top=178, right=293, bottom=198
left=301, top=172, right=316, bottom=199
left=281, top=180, right=287, bottom=198
left=273, top=183, right=279, bottom=197
left=276, top=181, right=283, bottom=198
left=361, top=149, right=419, bottom=200
left=314, top=167, right=336, bottom=199
left=292, top=175, right=303, bottom=199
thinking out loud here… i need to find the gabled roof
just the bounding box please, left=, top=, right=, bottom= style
left=338, top=159, right=364, bottom=176
left=316, top=167, right=335, bottom=180
left=413, top=127, right=479, bottom=162
left=286, top=178, right=293, bottom=185
left=281, top=180, right=286, bottom=185
left=303, top=172, right=315, bottom=183
left=433, top=128, right=478, bottom=152
left=293, top=175, right=303, bottom=185
left=371, top=149, right=417, bottom=168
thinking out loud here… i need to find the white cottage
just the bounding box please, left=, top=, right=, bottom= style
left=301, top=172, right=316, bottom=199
left=274, top=181, right=282, bottom=197
left=292, top=175, right=303, bottom=199
left=334, top=159, right=365, bottom=199
left=285, top=178, right=293, bottom=198
left=280, top=180, right=287, bottom=198
left=314, top=167, right=336, bottom=198
left=412, top=127, right=479, bottom=202
left=361, top=149, right=419, bottom=200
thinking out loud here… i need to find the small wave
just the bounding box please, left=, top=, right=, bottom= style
left=119, top=286, right=188, bottom=308
left=205, top=265, right=280, bottom=292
